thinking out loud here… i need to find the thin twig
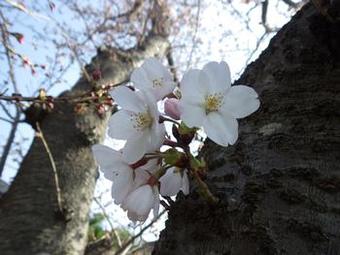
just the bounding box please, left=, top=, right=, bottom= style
left=93, top=197, right=122, bottom=248
left=0, top=116, right=12, bottom=123
left=0, top=10, right=19, bottom=93
left=281, top=0, right=298, bottom=9
left=166, top=47, right=178, bottom=83
left=114, top=210, right=167, bottom=255
left=4, top=0, right=50, bottom=20
left=0, top=79, right=128, bottom=104
left=0, top=101, right=14, bottom=119
left=137, top=7, right=150, bottom=46
left=0, top=11, right=21, bottom=176
left=186, top=0, right=201, bottom=70
left=36, top=122, right=63, bottom=213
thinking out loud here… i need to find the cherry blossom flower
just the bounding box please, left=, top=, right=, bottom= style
left=159, top=167, right=189, bottom=196
left=131, top=57, right=176, bottom=100
left=108, top=86, right=165, bottom=163
left=92, top=144, right=158, bottom=205
left=164, top=98, right=181, bottom=120
left=121, top=184, right=160, bottom=222
left=179, top=61, right=260, bottom=146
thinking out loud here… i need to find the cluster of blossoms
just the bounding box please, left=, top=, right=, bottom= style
left=92, top=58, right=260, bottom=222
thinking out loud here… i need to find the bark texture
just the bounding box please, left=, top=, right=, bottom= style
left=0, top=35, right=169, bottom=255
left=154, top=3, right=340, bottom=255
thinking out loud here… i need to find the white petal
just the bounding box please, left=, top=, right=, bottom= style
left=180, top=69, right=207, bottom=104
left=139, top=159, right=159, bottom=173
left=203, top=112, right=238, bottom=146
left=202, top=61, right=231, bottom=92
left=142, top=92, right=159, bottom=117
left=164, top=80, right=176, bottom=92
left=152, top=81, right=175, bottom=100
left=180, top=102, right=205, bottom=128
left=159, top=168, right=182, bottom=196
left=108, top=110, right=137, bottom=139
left=92, top=144, right=121, bottom=169
left=92, top=145, right=127, bottom=180
left=132, top=169, right=150, bottom=188
left=127, top=210, right=146, bottom=222
left=124, top=185, right=154, bottom=217
left=149, top=122, right=165, bottom=150
left=132, top=58, right=175, bottom=100
left=110, top=86, right=146, bottom=112
left=153, top=187, right=160, bottom=218
left=143, top=57, right=171, bottom=80
left=131, top=67, right=151, bottom=90
left=180, top=170, right=190, bottom=195
left=143, top=92, right=164, bottom=149
left=221, top=85, right=260, bottom=119
left=111, top=168, right=133, bottom=204
left=122, top=132, right=148, bottom=164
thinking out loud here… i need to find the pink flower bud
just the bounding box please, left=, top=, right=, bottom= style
left=11, top=32, right=24, bottom=44
left=164, top=98, right=181, bottom=120
left=17, top=34, right=24, bottom=44
left=22, top=57, right=31, bottom=67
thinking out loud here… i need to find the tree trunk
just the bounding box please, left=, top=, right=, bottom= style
left=0, top=35, right=169, bottom=255
left=154, top=3, right=340, bottom=255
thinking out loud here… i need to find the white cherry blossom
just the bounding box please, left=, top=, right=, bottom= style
left=159, top=167, right=189, bottom=196
left=121, top=184, right=160, bottom=222
left=92, top=144, right=158, bottom=205
left=131, top=57, right=176, bottom=100
left=108, top=86, right=165, bottom=163
left=179, top=61, right=260, bottom=146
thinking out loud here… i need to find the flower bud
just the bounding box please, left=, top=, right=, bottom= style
left=92, top=69, right=101, bottom=81
left=96, top=104, right=105, bottom=116
left=163, top=148, right=187, bottom=168
left=164, top=98, right=181, bottom=120
left=11, top=32, right=24, bottom=44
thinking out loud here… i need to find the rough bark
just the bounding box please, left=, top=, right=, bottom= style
left=0, top=35, right=169, bottom=255
left=154, top=3, right=340, bottom=255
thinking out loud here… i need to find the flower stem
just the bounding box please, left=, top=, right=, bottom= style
left=192, top=169, right=218, bottom=204
left=163, top=139, right=181, bottom=148
left=159, top=115, right=180, bottom=125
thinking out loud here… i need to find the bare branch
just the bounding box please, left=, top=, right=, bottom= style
left=166, top=47, right=178, bottom=83
left=0, top=80, right=127, bottom=104
left=0, top=101, right=14, bottom=120
left=281, top=0, right=299, bottom=9
left=114, top=210, right=167, bottom=255
left=35, top=122, right=63, bottom=214
left=186, top=0, right=201, bottom=70
left=93, top=197, right=122, bottom=248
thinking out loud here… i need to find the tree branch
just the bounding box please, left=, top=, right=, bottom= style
left=35, top=122, right=63, bottom=215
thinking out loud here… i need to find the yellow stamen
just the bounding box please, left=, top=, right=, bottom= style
left=152, top=78, right=163, bottom=88
left=131, top=112, right=153, bottom=131
left=204, top=93, right=224, bottom=114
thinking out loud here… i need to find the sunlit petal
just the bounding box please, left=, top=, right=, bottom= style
left=221, top=85, right=260, bottom=118
left=202, top=61, right=231, bottom=92
left=203, top=112, right=238, bottom=146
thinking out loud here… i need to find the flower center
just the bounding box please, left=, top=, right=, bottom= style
left=131, top=112, right=153, bottom=131
left=152, top=78, right=163, bottom=88
left=204, top=93, right=224, bottom=114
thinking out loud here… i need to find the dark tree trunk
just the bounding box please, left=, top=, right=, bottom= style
left=0, top=35, right=169, bottom=255
left=154, top=3, right=340, bottom=255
